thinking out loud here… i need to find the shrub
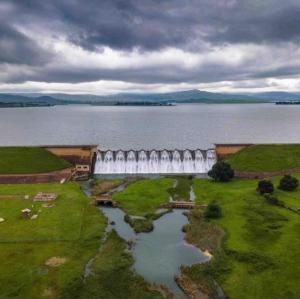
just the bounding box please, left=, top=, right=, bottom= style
left=257, top=180, right=274, bottom=195
left=208, top=161, right=234, bottom=182
left=204, top=202, right=222, bottom=219
left=278, top=175, right=299, bottom=191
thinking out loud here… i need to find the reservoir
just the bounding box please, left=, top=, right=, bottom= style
left=1, top=103, right=300, bottom=148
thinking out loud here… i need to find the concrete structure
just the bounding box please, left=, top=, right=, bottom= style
left=95, top=195, right=117, bottom=207
left=43, top=145, right=97, bottom=166
left=33, top=192, right=57, bottom=202
left=165, top=201, right=195, bottom=209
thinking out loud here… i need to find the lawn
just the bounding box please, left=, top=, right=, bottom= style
left=0, top=147, right=71, bottom=174
left=183, top=176, right=300, bottom=299
left=227, top=144, right=300, bottom=172
left=113, top=178, right=174, bottom=216
left=167, top=176, right=192, bottom=201
left=0, top=182, right=107, bottom=299
left=0, top=181, right=169, bottom=299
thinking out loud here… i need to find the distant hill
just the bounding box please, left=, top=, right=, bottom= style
left=1, top=89, right=300, bottom=105
left=0, top=94, right=64, bottom=105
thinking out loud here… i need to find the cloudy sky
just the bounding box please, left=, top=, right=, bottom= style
left=0, top=0, right=300, bottom=94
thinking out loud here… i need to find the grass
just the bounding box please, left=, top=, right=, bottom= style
left=113, top=178, right=174, bottom=216
left=0, top=147, right=71, bottom=174
left=91, top=179, right=123, bottom=195
left=227, top=144, right=300, bottom=172
left=0, top=182, right=107, bottom=298
left=181, top=176, right=300, bottom=299
left=61, top=231, right=165, bottom=299
left=113, top=178, right=174, bottom=233
left=167, top=176, right=192, bottom=201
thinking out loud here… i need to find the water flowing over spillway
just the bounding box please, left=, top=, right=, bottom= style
left=94, top=149, right=216, bottom=174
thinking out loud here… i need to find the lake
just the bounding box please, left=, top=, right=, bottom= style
left=1, top=103, right=300, bottom=149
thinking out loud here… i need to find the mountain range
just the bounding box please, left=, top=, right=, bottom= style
left=1, top=89, right=300, bottom=105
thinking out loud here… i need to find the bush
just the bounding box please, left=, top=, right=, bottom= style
left=204, top=202, right=222, bottom=219
left=208, top=161, right=234, bottom=182
left=278, top=175, right=299, bottom=191
left=257, top=180, right=274, bottom=195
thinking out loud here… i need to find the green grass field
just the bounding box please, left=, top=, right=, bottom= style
left=113, top=178, right=174, bottom=216
left=0, top=147, right=71, bottom=174
left=0, top=182, right=106, bottom=298
left=62, top=231, right=165, bottom=299
left=0, top=182, right=170, bottom=298
left=227, top=144, right=300, bottom=172
left=183, top=176, right=300, bottom=299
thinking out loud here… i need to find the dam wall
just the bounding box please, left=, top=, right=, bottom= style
left=42, top=145, right=97, bottom=166
left=94, top=149, right=216, bottom=174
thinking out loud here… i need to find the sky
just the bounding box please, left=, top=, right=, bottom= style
left=0, top=0, right=300, bottom=95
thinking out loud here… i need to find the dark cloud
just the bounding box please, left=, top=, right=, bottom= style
left=0, top=24, right=52, bottom=65
left=0, top=0, right=300, bottom=88
left=4, top=0, right=300, bottom=51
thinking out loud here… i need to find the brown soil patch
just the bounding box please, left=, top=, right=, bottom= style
left=42, top=288, right=54, bottom=297
left=45, top=256, right=67, bottom=267
left=176, top=274, right=209, bottom=299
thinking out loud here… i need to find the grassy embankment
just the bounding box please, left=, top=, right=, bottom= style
left=227, top=144, right=300, bottom=172
left=0, top=182, right=163, bottom=299
left=113, top=178, right=174, bottom=232
left=181, top=176, right=300, bottom=299
left=0, top=147, right=71, bottom=174
left=91, top=179, right=124, bottom=195
left=62, top=231, right=165, bottom=299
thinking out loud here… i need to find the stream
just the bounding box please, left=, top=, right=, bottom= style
left=101, top=207, right=210, bottom=298
left=81, top=179, right=210, bottom=298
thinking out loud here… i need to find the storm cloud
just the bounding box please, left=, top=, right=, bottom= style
left=0, top=0, right=300, bottom=93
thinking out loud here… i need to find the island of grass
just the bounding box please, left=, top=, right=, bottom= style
left=227, top=144, right=300, bottom=172
left=0, top=147, right=71, bottom=174
left=112, top=178, right=174, bottom=232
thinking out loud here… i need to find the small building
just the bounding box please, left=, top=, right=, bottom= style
left=75, top=164, right=90, bottom=173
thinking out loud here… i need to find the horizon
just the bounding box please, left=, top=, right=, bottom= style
left=1, top=88, right=300, bottom=97
left=1, top=1, right=300, bottom=94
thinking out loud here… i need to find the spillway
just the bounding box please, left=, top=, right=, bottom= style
left=94, top=149, right=216, bottom=174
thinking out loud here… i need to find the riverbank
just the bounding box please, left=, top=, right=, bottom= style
left=180, top=177, right=300, bottom=299
left=1, top=175, right=300, bottom=298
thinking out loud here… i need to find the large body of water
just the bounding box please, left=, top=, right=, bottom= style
left=1, top=103, right=300, bottom=148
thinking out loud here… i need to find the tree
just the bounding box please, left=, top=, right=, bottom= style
left=204, top=201, right=222, bottom=219
left=257, top=179, right=274, bottom=195
left=208, top=161, right=234, bottom=182
left=278, top=174, right=299, bottom=191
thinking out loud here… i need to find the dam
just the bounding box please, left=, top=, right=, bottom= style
left=94, top=149, right=216, bottom=174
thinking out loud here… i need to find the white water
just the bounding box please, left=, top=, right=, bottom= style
left=94, top=149, right=216, bottom=174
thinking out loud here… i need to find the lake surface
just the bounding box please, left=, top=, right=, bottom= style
left=101, top=207, right=209, bottom=298
left=1, top=103, right=300, bottom=149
